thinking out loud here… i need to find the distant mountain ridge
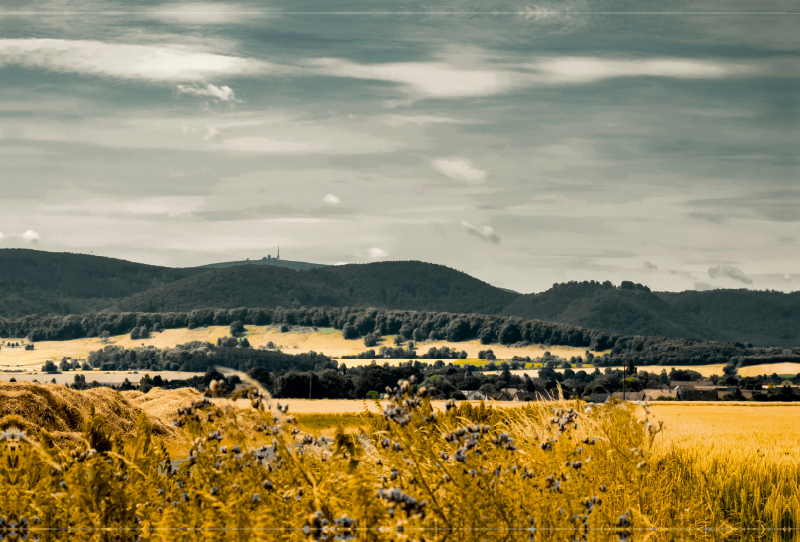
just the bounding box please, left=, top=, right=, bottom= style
left=200, top=257, right=327, bottom=271
left=500, top=280, right=800, bottom=348
left=0, top=249, right=797, bottom=347
left=119, top=261, right=519, bottom=315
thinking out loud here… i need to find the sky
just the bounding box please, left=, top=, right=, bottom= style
left=0, top=0, right=797, bottom=294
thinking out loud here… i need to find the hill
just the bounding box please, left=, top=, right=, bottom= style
left=118, top=261, right=519, bottom=315
left=502, top=281, right=800, bottom=347
left=201, top=257, right=327, bottom=271
left=656, top=289, right=800, bottom=347
left=0, top=249, right=205, bottom=318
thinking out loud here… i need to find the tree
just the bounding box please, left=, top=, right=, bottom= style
left=42, top=360, right=58, bottom=373
left=239, top=337, right=251, bottom=348
left=101, top=331, right=111, bottom=342
left=364, top=333, right=379, bottom=347
left=342, top=324, right=359, bottom=340
left=59, top=358, right=71, bottom=371
left=625, top=358, right=637, bottom=377
left=230, top=320, right=245, bottom=336
left=247, top=367, right=273, bottom=389
left=394, top=334, right=404, bottom=346
left=130, top=327, right=140, bottom=340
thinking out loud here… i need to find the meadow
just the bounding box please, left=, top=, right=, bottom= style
left=1, top=378, right=797, bottom=541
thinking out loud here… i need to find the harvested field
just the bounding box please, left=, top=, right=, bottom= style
left=0, top=381, right=198, bottom=446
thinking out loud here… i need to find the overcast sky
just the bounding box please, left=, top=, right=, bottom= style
left=0, top=0, right=797, bottom=293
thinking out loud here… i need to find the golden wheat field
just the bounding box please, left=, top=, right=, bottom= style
left=1, top=380, right=799, bottom=540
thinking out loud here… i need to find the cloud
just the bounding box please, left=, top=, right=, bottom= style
left=0, top=232, right=4, bottom=240
left=144, top=3, right=253, bottom=24
left=462, top=221, right=500, bottom=244
left=383, top=115, right=466, bottom=127
left=368, top=247, right=388, bottom=259
left=203, top=125, right=220, bottom=141
left=433, top=158, right=487, bottom=183
left=21, top=230, right=40, bottom=243
left=708, top=264, right=753, bottom=284
left=308, top=58, right=512, bottom=98
left=176, top=84, right=238, bottom=102
left=643, top=261, right=658, bottom=270
left=693, top=282, right=716, bottom=291
left=529, top=57, right=754, bottom=84
left=0, top=39, right=273, bottom=83
left=307, top=54, right=757, bottom=99
left=323, top=194, right=340, bottom=206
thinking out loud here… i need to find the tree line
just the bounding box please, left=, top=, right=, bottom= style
left=3, top=306, right=799, bottom=366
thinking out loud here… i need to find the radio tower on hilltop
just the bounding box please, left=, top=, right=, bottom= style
left=277, top=245, right=280, bottom=259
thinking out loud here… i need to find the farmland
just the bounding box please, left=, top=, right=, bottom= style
left=0, top=325, right=595, bottom=369
left=2, top=380, right=798, bottom=539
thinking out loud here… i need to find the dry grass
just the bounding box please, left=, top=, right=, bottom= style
left=0, top=381, right=187, bottom=445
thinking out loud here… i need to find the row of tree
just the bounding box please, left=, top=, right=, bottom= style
left=3, top=306, right=799, bottom=366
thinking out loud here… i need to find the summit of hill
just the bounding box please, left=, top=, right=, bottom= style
left=118, top=260, right=519, bottom=315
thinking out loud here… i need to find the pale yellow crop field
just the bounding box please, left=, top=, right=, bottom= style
left=736, top=362, right=800, bottom=377
left=0, top=326, right=596, bottom=369
left=645, top=403, right=800, bottom=457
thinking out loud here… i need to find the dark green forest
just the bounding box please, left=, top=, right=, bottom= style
left=119, top=261, right=519, bottom=315
left=1, top=249, right=798, bottom=346
left=5, top=306, right=800, bottom=367
left=502, top=280, right=800, bottom=347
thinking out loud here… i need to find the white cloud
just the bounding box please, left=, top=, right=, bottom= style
left=462, top=221, right=500, bottom=244
left=0, top=39, right=274, bottom=83
left=323, top=194, right=341, bottom=206
left=0, top=232, right=4, bottom=240
left=383, top=115, right=465, bottom=127
left=433, top=158, right=487, bottom=183
left=529, top=57, right=754, bottom=84
left=21, top=230, right=40, bottom=242
left=368, top=247, right=389, bottom=259
left=176, top=83, right=237, bottom=102
left=309, top=58, right=512, bottom=98
left=144, top=3, right=254, bottom=24
left=307, top=54, right=757, bottom=99
left=218, top=137, right=314, bottom=153
left=643, top=261, right=658, bottom=270
left=708, top=264, right=753, bottom=284
left=204, top=125, right=220, bottom=141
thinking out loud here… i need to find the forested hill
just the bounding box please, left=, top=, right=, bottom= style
left=0, top=249, right=205, bottom=318
left=656, top=289, right=800, bottom=347
left=201, top=257, right=327, bottom=271
left=502, top=281, right=800, bottom=348
left=1, top=249, right=797, bottom=347
left=119, top=261, right=519, bottom=315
